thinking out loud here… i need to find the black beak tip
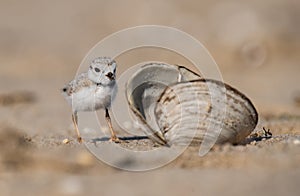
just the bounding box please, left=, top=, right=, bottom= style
left=106, top=72, right=114, bottom=80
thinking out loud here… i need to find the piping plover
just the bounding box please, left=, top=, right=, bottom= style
left=61, top=57, right=119, bottom=143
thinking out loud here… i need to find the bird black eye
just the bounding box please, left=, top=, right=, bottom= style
left=94, top=67, right=100, bottom=72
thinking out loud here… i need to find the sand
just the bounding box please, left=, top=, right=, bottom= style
left=0, top=0, right=300, bottom=195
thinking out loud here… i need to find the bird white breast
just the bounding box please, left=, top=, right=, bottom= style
left=64, top=83, right=117, bottom=112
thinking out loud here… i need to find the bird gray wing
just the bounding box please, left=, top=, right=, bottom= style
left=62, top=73, right=94, bottom=96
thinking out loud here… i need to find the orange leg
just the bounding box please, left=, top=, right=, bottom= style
left=72, top=112, right=82, bottom=143
left=105, top=108, right=120, bottom=143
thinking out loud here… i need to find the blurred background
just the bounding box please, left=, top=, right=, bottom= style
left=0, top=0, right=300, bottom=195
left=1, top=0, right=299, bottom=115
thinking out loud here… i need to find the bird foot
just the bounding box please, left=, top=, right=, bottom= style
left=77, top=136, right=83, bottom=143
left=109, top=136, right=121, bottom=143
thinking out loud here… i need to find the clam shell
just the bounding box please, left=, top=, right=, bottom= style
left=125, top=63, right=258, bottom=146
left=155, top=79, right=258, bottom=145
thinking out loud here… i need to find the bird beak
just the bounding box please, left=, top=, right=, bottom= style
left=106, top=72, right=115, bottom=80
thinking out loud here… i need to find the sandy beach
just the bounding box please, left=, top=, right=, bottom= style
left=0, top=0, right=300, bottom=195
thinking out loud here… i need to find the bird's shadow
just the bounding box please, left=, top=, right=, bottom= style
left=90, top=135, right=149, bottom=143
